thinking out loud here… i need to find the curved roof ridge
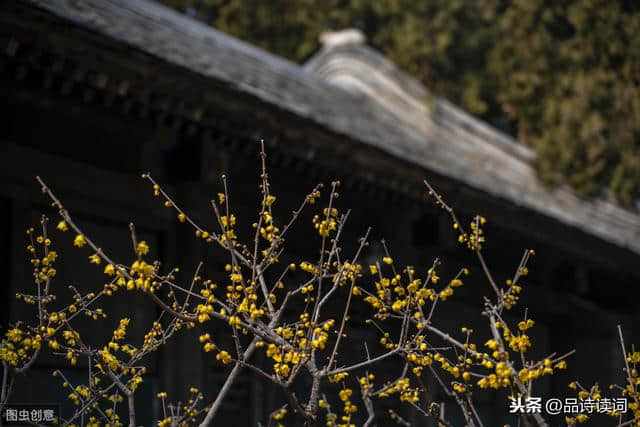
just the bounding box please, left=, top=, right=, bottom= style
left=304, top=41, right=535, bottom=163
left=16, top=2, right=640, bottom=255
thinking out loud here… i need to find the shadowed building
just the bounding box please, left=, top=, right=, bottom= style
left=1, top=0, right=639, bottom=425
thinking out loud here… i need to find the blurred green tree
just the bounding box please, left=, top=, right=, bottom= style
left=162, top=0, right=640, bottom=204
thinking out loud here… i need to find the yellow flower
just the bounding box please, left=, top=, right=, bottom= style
left=278, top=364, right=290, bottom=377
left=382, top=257, right=393, bottom=265
left=73, top=234, right=87, bottom=248
left=136, top=241, right=149, bottom=256
left=450, top=279, right=463, bottom=287
left=66, top=350, right=77, bottom=366
left=178, top=213, right=186, bottom=223
left=518, top=319, right=535, bottom=331
left=485, top=339, right=498, bottom=350
left=216, top=351, right=231, bottom=364
left=104, top=264, right=115, bottom=276
left=339, top=389, right=352, bottom=401
left=89, top=254, right=101, bottom=265
left=129, top=375, right=143, bottom=391
left=272, top=408, right=287, bottom=420
left=56, top=221, right=68, bottom=232
left=329, top=372, right=348, bottom=383
left=6, top=328, right=22, bottom=342
left=113, top=318, right=129, bottom=340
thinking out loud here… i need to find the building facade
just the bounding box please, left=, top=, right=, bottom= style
left=1, top=0, right=639, bottom=425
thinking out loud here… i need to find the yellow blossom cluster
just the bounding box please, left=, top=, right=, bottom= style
left=379, top=378, right=419, bottom=403
left=358, top=374, right=375, bottom=392
left=608, top=351, right=640, bottom=423
left=196, top=303, right=214, bottom=323
left=272, top=408, right=287, bottom=421
left=127, top=259, right=155, bottom=292
left=361, top=261, right=469, bottom=335
left=306, top=189, right=321, bottom=204
left=329, top=372, right=349, bottom=383
left=257, top=211, right=279, bottom=242
left=199, top=333, right=216, bottom=353
left=299, top=261, right=318, bottom=275
left=564, top=384, right=603, bottom=425
left=336, top=388, right=357, bottom=425
left=264, top=342, right=304, bottom=377
left=216, top=350, right=231, bottom=364
left=113, top=318, right=129, bottom=340
left=141, top=321, right=164, bottom=353
left=333, top=262, right=362, bottom=286
left=313, top=207, right=338, bottom=237
left=0, top=327, right=42, bottom=366
left=503, top=278, right=524, bottom=309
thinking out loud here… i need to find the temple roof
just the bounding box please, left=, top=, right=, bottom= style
left=15, top=0, right=640, bottom=256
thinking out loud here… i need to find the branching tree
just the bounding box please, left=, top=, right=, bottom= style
left=1, top=142, right=638, bottom=426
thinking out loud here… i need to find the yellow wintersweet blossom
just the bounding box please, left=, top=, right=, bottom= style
left=136, top=241, right=149, bottom=256
left=216, top=351, right=231, bottom=364
left=272, top=408, right=287, bottom=420
left=104, top=264, right=115, bottom=276
left=113, top=318, right=129, bottom=340
left=73, top=234, right=87, bottom=248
